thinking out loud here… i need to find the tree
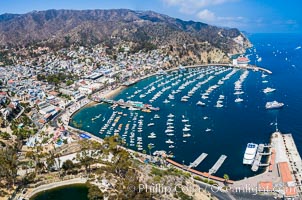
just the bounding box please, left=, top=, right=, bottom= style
left=62, top=159, right=74, bottom=173
left=0, top=116, right=4, bottom=127
left=87, top=182, right=103, bottom=200
left=76, top=141, right=94, bottom=174
left=0, top=146, right=19, bottom=187
left=223, top=174, right=229, bottom=185
left=46, top=152, right=56, bottom=172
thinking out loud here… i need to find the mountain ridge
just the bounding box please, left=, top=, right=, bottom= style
left=0, top=9, right=251, bottom=64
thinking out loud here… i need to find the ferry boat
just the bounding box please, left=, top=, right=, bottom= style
left=243, top=143, right=258, bottom=165
left=263, top=87, right=276, bottom=94
left=265, top=101, right=284, bottom=109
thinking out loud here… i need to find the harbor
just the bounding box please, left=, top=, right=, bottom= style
left=70, top=63, right=284, bottom=180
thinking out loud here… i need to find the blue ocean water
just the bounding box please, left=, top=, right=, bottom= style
left=70, top=33, right=302, bottom=180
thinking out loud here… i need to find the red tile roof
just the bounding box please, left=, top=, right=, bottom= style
left=278, top=162, right=293, bottom=183
left=284, top=186, right=297, bottom=197
left=237, top=57, right=250, bottom=62
left=258, top=181, right=273, bottom=191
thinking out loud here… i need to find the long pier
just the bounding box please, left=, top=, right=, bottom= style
left=188, top=153, right=208, bottom=168
left=209, top=155, right=227, bottom=175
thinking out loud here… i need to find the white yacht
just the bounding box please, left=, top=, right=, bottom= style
left=163, top=99, right=170, bottom=104
left=154, top=114, right=160, bottom=119
left=263, top=87, right=276, bottom=94
left=234, top=91, right=244, bottom=95
left=235, top=98, right=243, bottom=103
left=168, top=94, right=175, bottom=100
left=181, top=119, right=189, bottom=123
left=165, top=139, right=174, bottom=144
left=215, top=102, right=223, bottom=108
left=148, top=132, right=157, bottom=139
left=265, top=101, right=284, bottom=109
left=167, top=113, right=174, bottom=118
left=182, top=127, right=190, bottom=132
left=243, top=143, right=258, bottom=165
left=165, top=129, right=174, bottom=133
left=261, top=74, right=267, bottom=78
left=147, top=123, right=155, bottom=127
left=181, top=98, right=188, bottom=102
left=183, top=133, right=191, bottom=137
left=196, top=101, right=206, bottom=106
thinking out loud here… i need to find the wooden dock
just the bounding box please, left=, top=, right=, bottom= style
left=209, top=155, right=227, bottom=174
left=188, top=153, right=208, bottom=168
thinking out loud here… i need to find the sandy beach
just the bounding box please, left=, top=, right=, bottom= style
left=99, top=86, right=126, bottom=99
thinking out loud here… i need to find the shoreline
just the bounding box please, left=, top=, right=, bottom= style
left=25, top=178, right=87, bottom=199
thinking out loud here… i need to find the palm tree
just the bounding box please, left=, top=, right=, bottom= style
left=223, top=174, right=229, bottom=185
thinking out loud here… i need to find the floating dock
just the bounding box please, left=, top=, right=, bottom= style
left=188, top=153, right=208, bottom=168
left=91, top=97, right=160, bottom=112
left=209, top=155, right=227, bottom=174
left=251, top=144, right=271, bottom=172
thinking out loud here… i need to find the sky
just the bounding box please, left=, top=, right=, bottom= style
left=0, top=0, right=301, bottom=33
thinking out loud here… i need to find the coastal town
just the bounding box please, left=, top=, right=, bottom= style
left=0, top=43, right=228, bottom=200
left=0, top=5, right=301, bottom=200
left=0, top=40, right=301, bottom=200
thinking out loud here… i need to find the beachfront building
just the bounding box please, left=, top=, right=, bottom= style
left=237, top=57, right=250, bottom=67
